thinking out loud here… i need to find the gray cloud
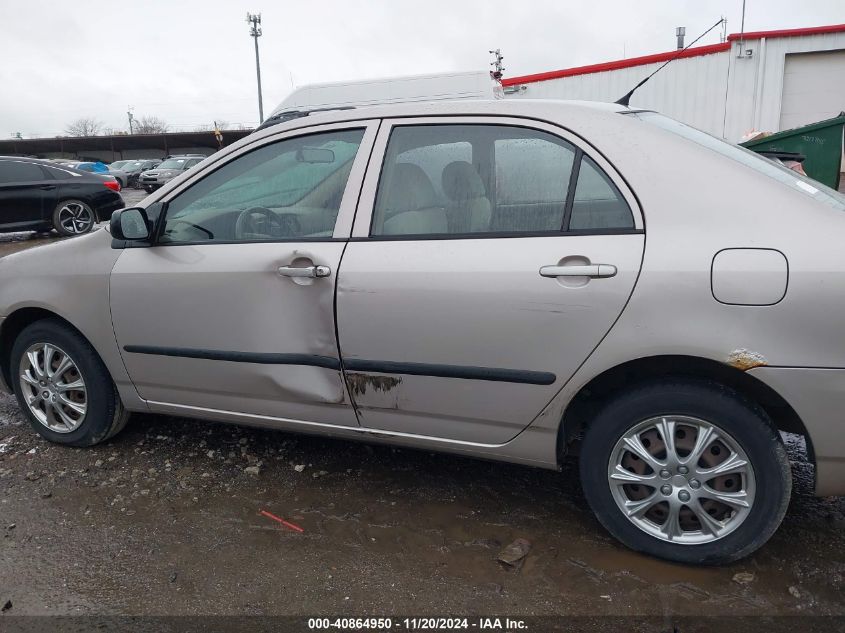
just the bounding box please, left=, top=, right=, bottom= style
left=1, top=0, right=842, bottom=136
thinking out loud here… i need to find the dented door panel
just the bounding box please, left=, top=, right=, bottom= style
left=336, top=235, right=644, bottom=443
left=111, top=242, right=359, bottom=426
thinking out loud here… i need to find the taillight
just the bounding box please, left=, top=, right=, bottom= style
left=103, top=179, right=120, bottom=192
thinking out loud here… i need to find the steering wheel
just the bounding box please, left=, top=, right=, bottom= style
left=167, top=219, right=214, bottom=239
left=234, top=207, right=299, bottom=240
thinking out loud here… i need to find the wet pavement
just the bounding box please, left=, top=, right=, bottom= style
left=0, top=188, right=843, bottom=622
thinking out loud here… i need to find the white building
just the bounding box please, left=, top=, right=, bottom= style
left=503, top=24, right=845, bottom=142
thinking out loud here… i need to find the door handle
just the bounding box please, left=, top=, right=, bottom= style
left=39, top=185, right=56, bottom=191
left=539, top=264, right=617, bottom=278
left=277, top=265, right=331, bottom=278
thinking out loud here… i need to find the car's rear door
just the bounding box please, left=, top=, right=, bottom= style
left=336, top=117, right=644, bottom=443
left=110, top=121, right=378, bottom=427
left=0, top=159, right=55, bottom=227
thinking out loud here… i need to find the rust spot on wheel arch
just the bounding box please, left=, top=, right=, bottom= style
left=345, top=373, right=402, bottom=397
left=727, top=349, right=769, bottom=371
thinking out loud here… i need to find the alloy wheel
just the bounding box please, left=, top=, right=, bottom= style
left=607, top=415, right=756, bottom=544
left=57, top=201, right=94, bottom=234
left=18, top=343, right=88, bottom=433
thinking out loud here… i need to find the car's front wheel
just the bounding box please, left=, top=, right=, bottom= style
left=52, top=199, right=95, bottom=236
left=579, top=380, right=791, bottom=565
left=11, top=319, right=130, bottom=447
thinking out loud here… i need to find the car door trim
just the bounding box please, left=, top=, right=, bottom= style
left=344, top=359, right=556, bottom=385
left=122, top=346, right=554, bottom=385
left=123, top=345, right=341, bottom=370
left=145, top=399, right=512, bottom=449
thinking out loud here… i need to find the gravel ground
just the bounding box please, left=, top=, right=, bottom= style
left=0, top=197, right=843, bottom=624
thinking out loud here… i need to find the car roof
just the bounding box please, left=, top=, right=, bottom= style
left=0, top=156, right=102, bottom=178
left=251, top=98, right=636, bottom=138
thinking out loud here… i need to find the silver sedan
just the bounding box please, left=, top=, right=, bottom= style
left=0, top=100, right=843, bottom=565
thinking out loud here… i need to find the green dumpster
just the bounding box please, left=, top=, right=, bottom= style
left=741, top=113, right=845, bottom=190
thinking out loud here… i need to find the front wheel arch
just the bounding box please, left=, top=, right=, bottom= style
left=0, top=309, right=90, bottom=391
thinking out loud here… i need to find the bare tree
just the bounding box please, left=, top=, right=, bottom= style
left=64, top=117, right=102, bottom=137
left=192, top=120, right=228, bottom=132
left=134, top=116, right=169, bottom=134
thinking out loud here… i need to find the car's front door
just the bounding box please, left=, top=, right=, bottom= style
left=110, top=122, right=378, bottom=427
left=336, top=118, right=645, bottom=443
left=0, top=159, right=55, bottom=228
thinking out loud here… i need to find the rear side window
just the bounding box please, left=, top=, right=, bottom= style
left=495, top=136, right=574, bottom=205
left=0, top=161, right=45, bottom=183
left=370, top=124, right=634, bottom=237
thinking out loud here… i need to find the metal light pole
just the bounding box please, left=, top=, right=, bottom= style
left=247, top=12, right=264, bottom=123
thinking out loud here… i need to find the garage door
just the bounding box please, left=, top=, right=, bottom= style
left=780, top=49, right=845, bottom=131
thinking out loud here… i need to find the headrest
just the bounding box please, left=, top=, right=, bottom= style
left=380, top=163, right=438, bottom=213
left=442, top=161, right=486, bottom=200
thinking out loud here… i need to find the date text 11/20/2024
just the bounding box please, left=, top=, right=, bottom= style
left=307, top=618, right=528, bottom=630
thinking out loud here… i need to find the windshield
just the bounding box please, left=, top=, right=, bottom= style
left=110, top=160, right=129, bottom=170
left=630, top=112, right=845, bottom=212
left=158, top=159, right=188, bottom=169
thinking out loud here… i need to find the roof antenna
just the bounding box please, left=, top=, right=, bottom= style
left=615, top=17, right=725, bottom=107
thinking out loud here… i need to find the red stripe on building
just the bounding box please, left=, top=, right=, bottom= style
left=727, top=23, right=845, bottom=41
left=501, top=43, right=730, bottom=86
left=502, top=23, right=845, bottom=87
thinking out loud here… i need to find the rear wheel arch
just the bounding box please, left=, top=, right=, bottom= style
left=558, top=354, right=812, bottom=464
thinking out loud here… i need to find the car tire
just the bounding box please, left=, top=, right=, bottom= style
left=143, top=185, right=154, bottom=193
left=579, top=379, right=791, bottom=565
left=10, top=319, right=130, bottom=447
left=52, top=199, right=96, bottom=236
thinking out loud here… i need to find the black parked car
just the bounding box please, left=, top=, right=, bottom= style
left=0, top=157, right=124, bottom=236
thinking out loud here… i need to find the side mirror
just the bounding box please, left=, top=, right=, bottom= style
left=111, top=207, right=151, bottom=241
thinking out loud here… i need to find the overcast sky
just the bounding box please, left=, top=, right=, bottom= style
left=1, top=0, right=842, bottom=137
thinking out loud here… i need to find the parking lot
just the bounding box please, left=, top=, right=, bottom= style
left=0, top=205, right=843, bottom=624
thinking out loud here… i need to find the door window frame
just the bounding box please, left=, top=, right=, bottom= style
left=145, top=120, right=381, bottom=245
left=350, top=116, right=644, bottom=240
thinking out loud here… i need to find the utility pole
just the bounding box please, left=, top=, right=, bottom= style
left=127, top=107, right=135, bottom=134
left=247, top=12, right=264, bottom=123
left=489, top=48, right=504, bottom=81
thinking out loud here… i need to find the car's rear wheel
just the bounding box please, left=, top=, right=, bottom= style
left=579, top=380, right=791, bottom=564
left=52, top=199, right=95, bottom=236
left=11, top=320, right=130, bottom=446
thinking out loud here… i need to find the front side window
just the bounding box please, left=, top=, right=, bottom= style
left=159, top=128, right=365, bottom=244
left=370, top=124, right=633, bottom=237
